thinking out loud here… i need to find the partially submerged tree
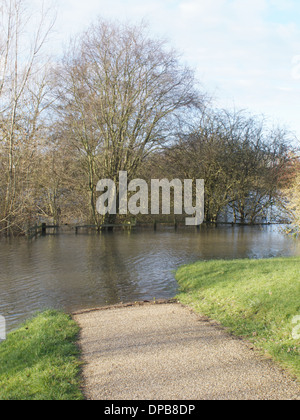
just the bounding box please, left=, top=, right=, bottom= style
left=287, top=173, right=300, bottom=232
left=282, top=153, right=300, bottom=233
left=220, top=113, right=292, bottom=224
left=0, top=8, right=295, bottom=233
left=0, top=0, right=55, bottom=235
left=164, top=109, right=294, bottom=224
left=54, top=19, right=204, bottom=225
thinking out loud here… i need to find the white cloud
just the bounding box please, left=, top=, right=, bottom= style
left=178, top=0, right=227, bottom=24
left=25, top=0, right=300, bottom=138
left=291, top=55, right=300, bottom=80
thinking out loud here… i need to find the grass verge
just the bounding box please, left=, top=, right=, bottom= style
left=0, top=310, right=84, bottom=400
left=176, top=257, right=300, bottom=381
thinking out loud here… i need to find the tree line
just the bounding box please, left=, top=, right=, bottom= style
left=0, top=0, right=298, bottom=235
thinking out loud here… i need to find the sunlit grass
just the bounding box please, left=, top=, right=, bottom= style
left=0, top=310, right=84, bottom=400
left=176, top=257, right=300, bottom=380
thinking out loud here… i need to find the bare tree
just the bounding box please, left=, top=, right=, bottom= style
left=281, top=151, right=300, bottom=232
left=54, top=19, right=204, bottom=226
left=222, top=114, right=293, bottom=224
left=163, top=108, right=294, bottom=224
left=0, top=0, right=55, bottom=234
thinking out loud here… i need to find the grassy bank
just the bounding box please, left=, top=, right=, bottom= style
left=0, top=310, right=84, bottom=400
left=176, top=257, right=300, bottom=380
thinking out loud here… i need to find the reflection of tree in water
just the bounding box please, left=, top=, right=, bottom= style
left=193, top=225, right=288, bottom=260
left=1, top=228, right=299, bottom=331
left=86, top=233, right=140, bottom=305
left=192, top=226, right=250, bottom=260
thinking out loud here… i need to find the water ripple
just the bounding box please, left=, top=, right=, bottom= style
left=0, top=227, right=299, bottom=331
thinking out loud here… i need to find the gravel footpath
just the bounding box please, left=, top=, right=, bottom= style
left=73, top=301, right=300, bottom=400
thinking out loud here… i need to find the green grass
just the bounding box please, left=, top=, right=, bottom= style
left=0, top=310, right=84, bottom=400
left=176, top=257, right=300, bottom=380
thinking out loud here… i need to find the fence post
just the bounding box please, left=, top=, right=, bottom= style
left=41, top=223, right=47, bottom=236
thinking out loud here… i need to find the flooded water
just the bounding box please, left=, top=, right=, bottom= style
left=0, top=226, right=299, bottom=331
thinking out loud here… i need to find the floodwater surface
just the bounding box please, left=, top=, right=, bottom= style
left=0, top=226, right=299, bottom=331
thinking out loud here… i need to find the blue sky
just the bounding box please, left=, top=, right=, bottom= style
left=39, top=0, right=300, bottom=140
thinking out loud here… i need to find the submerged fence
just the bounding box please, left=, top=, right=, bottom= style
left=27, top=224, right=59, bottom=240
left=27, top=219, right=288, bottom=240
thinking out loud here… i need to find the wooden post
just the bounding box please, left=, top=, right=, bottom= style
left=41, top=223, right=47, bottom=236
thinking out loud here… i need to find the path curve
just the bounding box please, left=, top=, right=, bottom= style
left=73, top=301, right=300, bottom=400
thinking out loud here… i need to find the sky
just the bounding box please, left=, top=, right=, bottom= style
left=32, top=0, right=300, bottom=140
